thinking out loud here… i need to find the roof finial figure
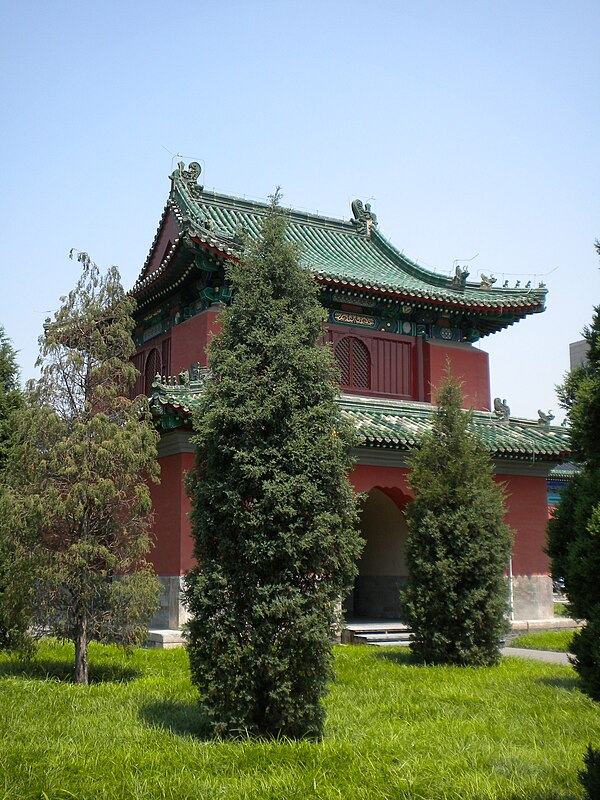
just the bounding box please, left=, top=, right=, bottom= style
left=480, top=274, right=496, bottom=288
left=452, top=265, right=469, bottom=287
left=538, top=409, right=555, bottom=426
left=493, top=397, right=510, bottom=421
left=171, top=161, right=203, bottom=190
left=351, top=199, right=378, bottom=236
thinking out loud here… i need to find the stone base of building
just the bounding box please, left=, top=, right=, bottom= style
left=150, top=576, right=190, bottom=630
left=348, top=573, right=555, bottom=622
left=147, top=629, right=187, bottom=648
left=511, top=575, right=553, bottom=620
left=146, top=572, right=559, bottom=647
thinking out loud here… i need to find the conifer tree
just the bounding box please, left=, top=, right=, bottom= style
left=0, top=327, right=31, bottom=651
left=2, top=253, right=160, bottom=682
left=0, top=328, right=23, bottom=471
left=549, top=248, right=600, bottom=700
left=185, top=193, right=362, bottom=739
left=402, top=370, right=513, bottom=666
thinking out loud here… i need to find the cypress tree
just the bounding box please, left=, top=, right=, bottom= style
left=0, top=328, right=23, bottom=470
left=0, top=327, right=31, bottom=652
left=402, top=370, right=513, bottom=666
left=548, top=253, right=600, bottom=700
left=185, top=193, right=362, bottom=739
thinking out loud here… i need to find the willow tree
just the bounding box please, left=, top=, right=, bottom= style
left=3, top=252, right=160, bottom=683
left=185, top=193, right=362, bottom=739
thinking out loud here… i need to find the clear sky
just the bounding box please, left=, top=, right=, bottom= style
left=2, top=0, right=599, bottom=421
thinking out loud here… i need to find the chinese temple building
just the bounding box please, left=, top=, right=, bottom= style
left=131, top=163, right=570, bottom=630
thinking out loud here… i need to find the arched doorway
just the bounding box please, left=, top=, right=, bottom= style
left=347, top=487, right=409, bottom=620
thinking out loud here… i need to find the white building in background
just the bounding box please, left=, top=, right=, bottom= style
left=570, top=340, right=589, bottom=370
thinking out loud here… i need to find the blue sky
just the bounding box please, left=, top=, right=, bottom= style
left=2, top=0, right=599, bottom=421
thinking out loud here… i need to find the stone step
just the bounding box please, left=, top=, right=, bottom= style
left=371, top=639, right=412, bottom=647
left=354, top=633, right=413, bottom=647
left=354, top=631, right=413, bottom=643
left=343, top=622, right=414, bottom=646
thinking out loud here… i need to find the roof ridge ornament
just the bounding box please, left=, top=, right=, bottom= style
left=171, top=161, right=204, bottom=194
left=451, top=265, right=469, bottom=288
left=350, top=199, right=377, bottom=236
left=537, top=409, right=555, bottom=426
left=493, top=397, right=510, bottom=422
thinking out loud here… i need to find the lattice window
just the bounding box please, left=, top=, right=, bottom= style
left=334, top=336, right=371, bottom=390
left=335, top=337, right=351, bottom=385
left=144, top=348, right=162, bottom=395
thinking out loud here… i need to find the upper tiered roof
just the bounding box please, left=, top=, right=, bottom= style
left=132, top=163, right=547, bottom=338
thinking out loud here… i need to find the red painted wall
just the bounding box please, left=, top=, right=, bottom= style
left=426, top=341, right=491, bottom=410
left=353, top=465, right=549, bottom=577
left=497, top=473, right=550, bottom=576
left=351, top=464, right=413, bottom=503
left=145, top=213, right=181, bottom=277
left=170, top=308, right=222, bottom=372
left=149, top=452, right=195, bottom=575
left=148, top=455, right=550, bottom=585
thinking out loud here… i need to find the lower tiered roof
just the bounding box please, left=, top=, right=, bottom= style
left=150, top=376, right=570, bottom=463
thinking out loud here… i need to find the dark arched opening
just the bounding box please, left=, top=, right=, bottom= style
left=346, top=487, right=409, bottom=620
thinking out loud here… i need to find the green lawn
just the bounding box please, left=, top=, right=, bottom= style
left=1, top=640, right=598, bottom=799
left=554, top=602, right=571, bottom=618
left=510, top=630, right=575, bottom=653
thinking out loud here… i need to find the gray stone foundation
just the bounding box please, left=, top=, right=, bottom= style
left=511, top=574, right=553, bottom=620
left=350, top=574, right=554, bottom=622
left=150, top=576, right=189, bottom=630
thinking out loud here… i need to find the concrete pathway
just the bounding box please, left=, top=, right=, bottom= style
left=502, top=647, right=571, bottom=665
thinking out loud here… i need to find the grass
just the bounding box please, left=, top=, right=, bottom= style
left=554, top=602, right=571, bottom=618
left=510, top=629, right=575, bottom=653
left=0, top=640, right=599, bottom=799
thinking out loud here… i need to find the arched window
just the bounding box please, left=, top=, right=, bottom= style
left=144, top=348, right=162, bottom=395
left=334, top=336, right=371, bottom=390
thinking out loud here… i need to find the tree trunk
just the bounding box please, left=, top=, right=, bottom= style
left=74, top=617, right=89, bottom=684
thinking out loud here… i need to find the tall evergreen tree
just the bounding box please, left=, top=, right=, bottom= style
left=0, top=326, right=23, bottom=470
left=0, top=327, right=31, bottom=651
left=402, top=370, right=513, bottom=666
left=548, top=244, right=600, bottom=699
left=185, top=193, right=362, bottom=739
left=2, top=252, right=160, bottom=683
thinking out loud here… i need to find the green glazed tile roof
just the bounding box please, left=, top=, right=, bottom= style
left=548, top=462, right=579, bottom=480
left=338, top=395, right=570, bottom=460
left=133, top=163, right=547, bottom=329
left=150, top=378, right=570, bottom=462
